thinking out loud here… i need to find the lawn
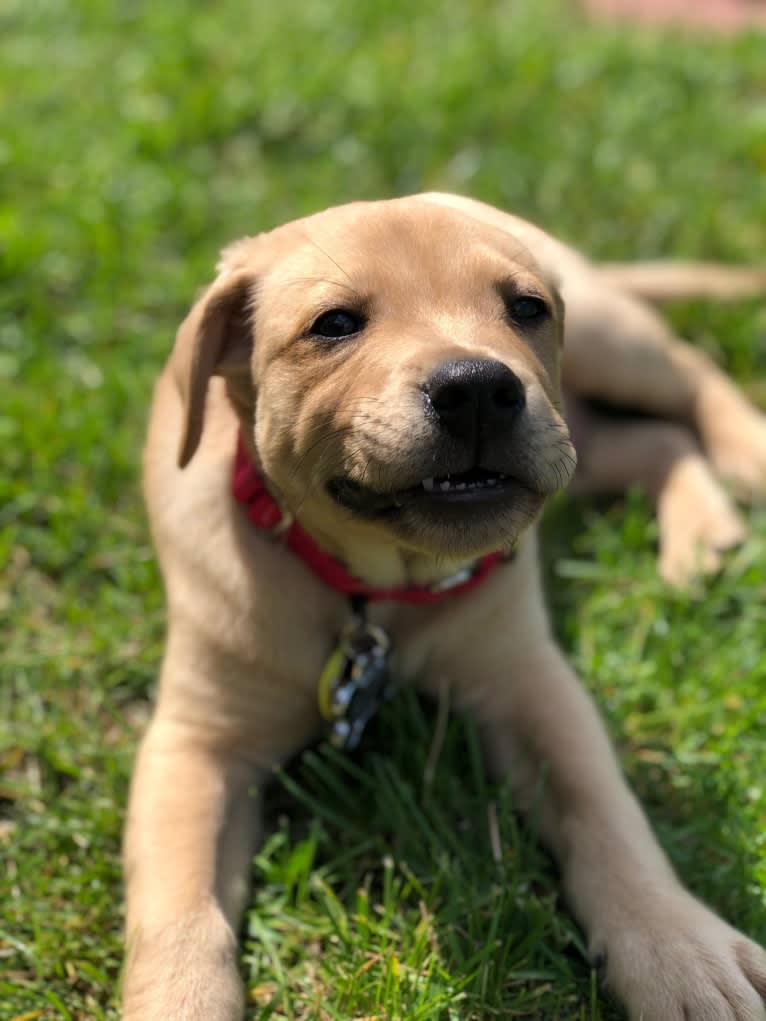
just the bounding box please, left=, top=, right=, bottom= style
left=1, top=0, right=765, bottom=1018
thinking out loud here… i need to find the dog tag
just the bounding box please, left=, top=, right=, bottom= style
left=318, top=617, right=393, bottom=751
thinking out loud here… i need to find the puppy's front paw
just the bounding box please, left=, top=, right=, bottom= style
left=598, top=896, right=766, bottom=1020
left=122, top=911, right=244, bottom=1021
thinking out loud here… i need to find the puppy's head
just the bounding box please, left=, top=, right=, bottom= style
left=172, top=197, right=576, bottom=562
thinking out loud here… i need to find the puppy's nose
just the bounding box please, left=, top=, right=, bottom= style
left=424, top=358, right=525, bottom=438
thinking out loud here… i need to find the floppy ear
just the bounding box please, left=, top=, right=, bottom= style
left=171, top=269, right=256, bottom=468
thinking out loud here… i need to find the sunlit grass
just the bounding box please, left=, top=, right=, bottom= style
left=2, top=1, right=764, bottom=1017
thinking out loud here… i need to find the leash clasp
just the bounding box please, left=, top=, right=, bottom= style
left=318, top=611, right=393, bottom=751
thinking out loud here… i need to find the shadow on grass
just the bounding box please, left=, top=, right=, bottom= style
left=541, top=493, right=765, bottom=944
left=240, top=494, right=763, bottom=1019
left=251, top=693, right=611, bottom=1020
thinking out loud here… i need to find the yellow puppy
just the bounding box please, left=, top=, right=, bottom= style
left=124, top=194, right=766, bottom=1020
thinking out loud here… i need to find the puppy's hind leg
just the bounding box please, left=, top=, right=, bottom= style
left=568, top=400, right=745, bottom=585
left=562, top=282, right=766, bottom=500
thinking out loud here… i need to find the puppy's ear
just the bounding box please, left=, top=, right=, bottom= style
left=171, top=269, right=256, bottom=468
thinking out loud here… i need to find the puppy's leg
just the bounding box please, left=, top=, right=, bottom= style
left=568, top=400, right=745, bottom=584
left=122, top=716, right=258, bottom=1021
left=122, top=635, right=316, bottom=1021
left=562, top=283, right=766, bottom=498
left=474, top=640, right=766, bottom=1020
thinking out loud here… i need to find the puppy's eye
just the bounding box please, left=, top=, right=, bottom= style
left=310, top=309, right=365, bottom=340
left=507, top=296, right=549, bottom=323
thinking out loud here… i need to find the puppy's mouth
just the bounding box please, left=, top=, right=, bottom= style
left=328, top=466, right=530, bottom=517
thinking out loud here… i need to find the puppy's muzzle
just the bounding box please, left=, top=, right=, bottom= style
left=423, top=358, right=526, bottom=445
left=329, top=356, right=535, bottom=522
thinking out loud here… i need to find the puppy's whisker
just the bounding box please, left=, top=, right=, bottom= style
left=294, top=396, right=391, bottom=435
left=289, top=426, right=355, bottom=482
left=286, top=398, right=404, bottom=486
left=302, top=232, right=355, bottom=287
left=292, top=439, right=375, bottom=515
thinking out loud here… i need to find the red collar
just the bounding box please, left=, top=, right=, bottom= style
left=232, top=437, right=508, bottom=604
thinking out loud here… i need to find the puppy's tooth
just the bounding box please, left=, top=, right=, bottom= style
left=487, top=478, right=496, bottom=486
left=422, top=477, right=435, bottom=492
left=455, top=482, right=467, bottom=490
left=440, top=480, right=451, bottom=492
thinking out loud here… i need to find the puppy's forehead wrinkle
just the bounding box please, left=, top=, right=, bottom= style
left=281, top=275, right=361, bottom=296
left=263, top=207, right=550, bottom=314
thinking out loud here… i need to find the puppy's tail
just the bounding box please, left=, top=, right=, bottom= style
left=596, top=261, right=766, bottom=302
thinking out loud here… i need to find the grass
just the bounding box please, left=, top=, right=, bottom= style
left=1, top=0, right=765, bottom=1017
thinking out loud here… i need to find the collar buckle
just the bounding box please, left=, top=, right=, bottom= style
left=268, top=509, right=294, bottom=538
left=428, top=563, right=477, bottom=593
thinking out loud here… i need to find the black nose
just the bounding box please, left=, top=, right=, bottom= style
left=424, top=358, right=526, bottom=440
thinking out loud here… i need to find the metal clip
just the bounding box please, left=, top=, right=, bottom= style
left=318, top=615, right=393, bottom=751
left=429, top=564, right=476, bottom=592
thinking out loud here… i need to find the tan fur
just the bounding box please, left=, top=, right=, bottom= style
left=124, top=194, right=766, bottom=1020
left=596, top=260, right=766, bottom=303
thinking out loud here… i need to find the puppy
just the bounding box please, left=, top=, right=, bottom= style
left=124, top=194, right=766, bottom=1020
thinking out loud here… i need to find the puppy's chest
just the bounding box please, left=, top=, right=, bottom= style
left=292, top=599, right=439, bottom=699
left=359, top=602, right=446, bottom=685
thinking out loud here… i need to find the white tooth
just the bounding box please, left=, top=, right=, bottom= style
left=487, top=478, right=496, bottom=486
left=422, top=477, right=435, bottom=492
left=455, top=482, right=467, bottom=490
left=440, top=480, right=451, bottom=491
